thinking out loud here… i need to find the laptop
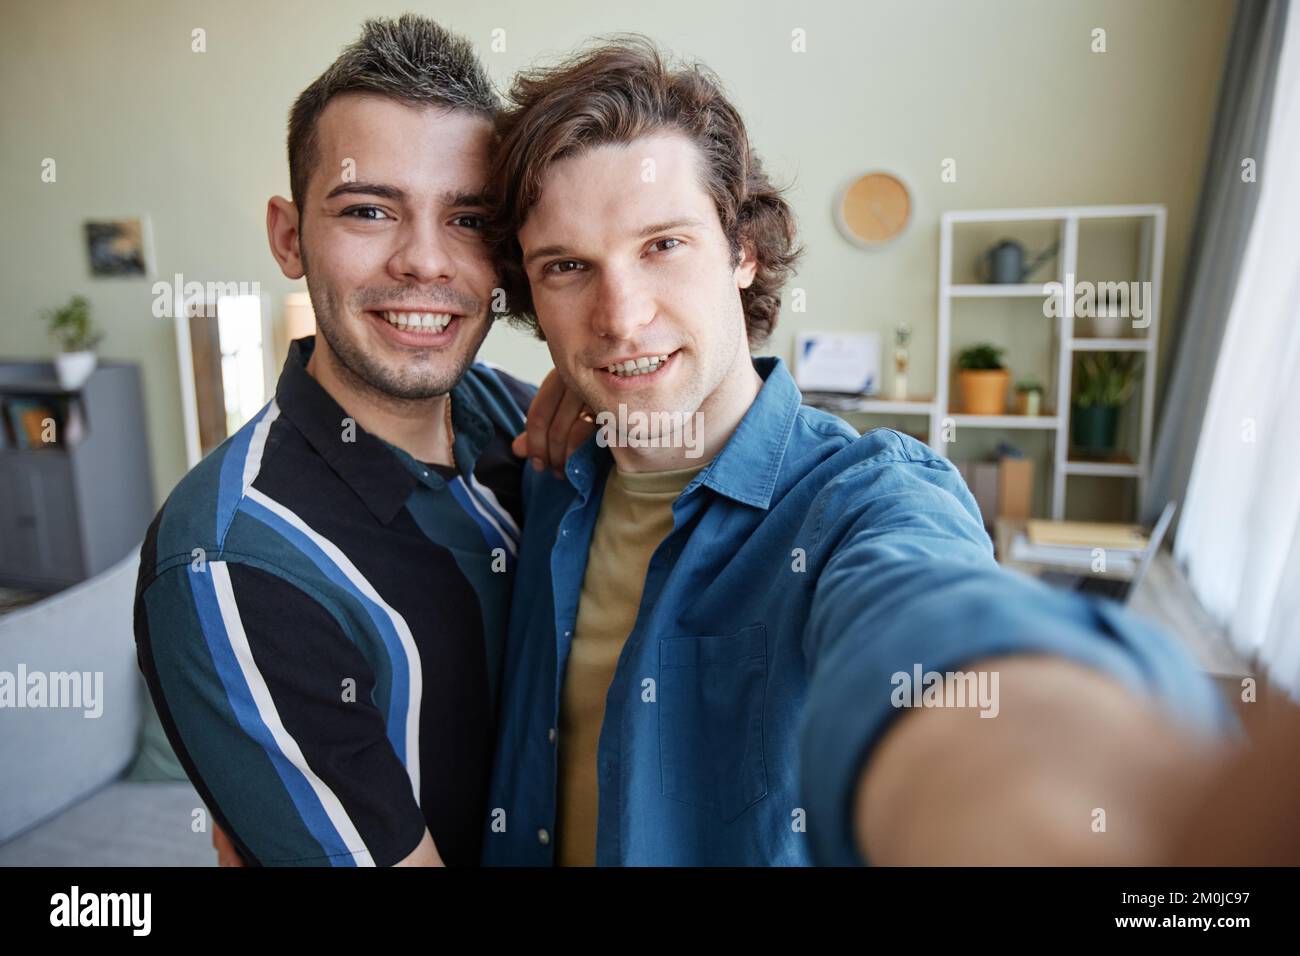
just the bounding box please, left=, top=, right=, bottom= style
left=1039, top=501, right=1176, bottom=604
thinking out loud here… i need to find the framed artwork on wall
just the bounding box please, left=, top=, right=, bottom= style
left=84, top=215, right=154, bottom=277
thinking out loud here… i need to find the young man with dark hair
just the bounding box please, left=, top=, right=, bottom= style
left=133, top=15, right=586, bottom=867
left=482, top=39, right=1300, bottom=867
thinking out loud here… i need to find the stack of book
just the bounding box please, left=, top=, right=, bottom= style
left=1009, top=520, right=1149, bottom=573
left=0, top=396, right=65, bottom=450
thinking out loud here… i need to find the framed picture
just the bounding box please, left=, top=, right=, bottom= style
left=84, top=216, right=154, bottom=277
left=794, top=332, right=882, bottom=395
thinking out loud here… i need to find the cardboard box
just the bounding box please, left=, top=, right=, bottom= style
left=998, top=457, right=1034, bottom=520
left=971, top=462, right=1000, bottom=526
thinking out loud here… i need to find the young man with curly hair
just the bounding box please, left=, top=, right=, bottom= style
left=481, top=39, right=1263, bottom=867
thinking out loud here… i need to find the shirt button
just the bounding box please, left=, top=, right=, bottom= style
left=563, top=629, right=572, bottom=638
left=548, top=727, right=557, bottom=744
left=561, top=528, right=569, bottom=537
left=537, top=828, right=551, bottom=846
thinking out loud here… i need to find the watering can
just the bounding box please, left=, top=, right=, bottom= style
left=976, top=239, right=1060, bottom=284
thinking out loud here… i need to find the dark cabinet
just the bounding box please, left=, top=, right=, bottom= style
left=0, top=361, right=154, bottom=592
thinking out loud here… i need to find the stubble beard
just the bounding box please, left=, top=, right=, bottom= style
left=305, top=275, right=488, bottom=401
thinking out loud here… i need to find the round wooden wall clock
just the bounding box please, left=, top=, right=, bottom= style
left=835, top=171, right=912, bottom=248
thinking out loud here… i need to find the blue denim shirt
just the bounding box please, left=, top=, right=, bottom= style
left=482, top=357, right=1234, bottom=866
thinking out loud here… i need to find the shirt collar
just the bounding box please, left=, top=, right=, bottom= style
left=695, top=356, right=800, bottom=510
left=273, top=335, right=418, bottom=525
left=565, top=356, right=801, bottom=511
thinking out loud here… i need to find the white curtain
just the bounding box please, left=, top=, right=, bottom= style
left=1177, top=4, right=1300, bottom=698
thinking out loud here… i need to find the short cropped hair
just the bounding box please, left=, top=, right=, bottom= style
left=287, top=15, right=499, bottom=215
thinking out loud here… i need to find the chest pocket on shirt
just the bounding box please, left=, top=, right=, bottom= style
left=658, top=624, right=768, bottom=822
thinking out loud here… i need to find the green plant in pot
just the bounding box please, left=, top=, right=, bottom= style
left=956, top=343, right=1009, bottom=415
left=1072, top=352, right=1139, bottom=457
left=1015, top=379, right=1044, bottom=417
left=43, top=295, right=103, bottom=389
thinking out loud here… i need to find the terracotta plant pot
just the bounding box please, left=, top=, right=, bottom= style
left=958, top=369, right=1010, bottom=415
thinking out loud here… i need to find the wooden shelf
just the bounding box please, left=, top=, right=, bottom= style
left=948, top=283, right=1046, bottom=298
left=948, top=413, right=1061, bottom=429
left=944, top=204, right=1165, bottom=223
left=934, top=204, right=1166, bottom=519
left=1064, top=452, right=1141, bottom=477
left=1068, top=337, right=1152, bottom=351
left=834, top=399, right=936, bottom=415
left=0, top=360, right=138, bottom=397
left=1063, top=463, right=1142, bottom=477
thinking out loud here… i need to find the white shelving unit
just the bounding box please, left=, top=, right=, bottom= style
left=816, top=397, right=937, bottom=416
left=926, top=204, right=1165, bottom=520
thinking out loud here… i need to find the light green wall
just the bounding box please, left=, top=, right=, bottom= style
left=0, top=0, right=1233, bottom=505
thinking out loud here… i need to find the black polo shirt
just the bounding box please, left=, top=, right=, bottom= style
left=135, top=336, right=531, bottom=866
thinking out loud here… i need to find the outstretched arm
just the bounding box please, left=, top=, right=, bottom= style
left=797, top=430, right=1242, bottom=865
left=855, top=654, right=1231, bottom=864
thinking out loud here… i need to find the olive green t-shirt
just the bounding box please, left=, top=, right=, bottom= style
left=556, top=462, right=705, bottom=866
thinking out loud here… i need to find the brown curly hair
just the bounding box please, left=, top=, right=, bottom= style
left=485, top=36, right=801, bottom=347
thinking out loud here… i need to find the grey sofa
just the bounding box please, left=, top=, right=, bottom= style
left=0, top=551, right=214, bottom=866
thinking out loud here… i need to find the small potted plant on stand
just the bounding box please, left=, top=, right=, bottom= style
left=1015, top=380, right=1044, bottom=416
left=43, top=295, right=102, bottom=389
left=1072, top=353, right=1139, bottom=457
left=956, top=343, right=1009, bottom=415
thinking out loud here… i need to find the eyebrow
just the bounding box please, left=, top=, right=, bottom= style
left=523, top=216, right=706, bottom=267
left=637, top=217, right=706, bottom=238
left=324, top=181, right=405, bottom=202
left=323, top=181, right=486, bottom=207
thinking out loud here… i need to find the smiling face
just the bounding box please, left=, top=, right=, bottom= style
left=518, top=132, right=758, bottom=428
left=296, top=93, right=497, bottom=399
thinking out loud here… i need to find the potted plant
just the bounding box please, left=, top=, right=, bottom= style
left=43, top=295, right=102, bottom=389
left=1072, top=353, right=1140, bottom=456
left=1015, top=379, right=1044, bottom=416
left=956, top=343, right=1009, bottom=415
